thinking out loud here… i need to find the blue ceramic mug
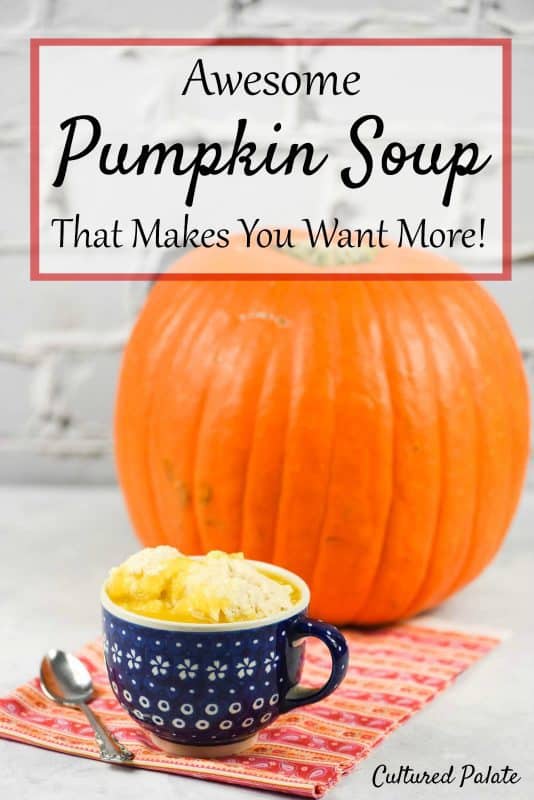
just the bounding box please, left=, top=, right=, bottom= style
left=101, top=561, right=349, bottom=756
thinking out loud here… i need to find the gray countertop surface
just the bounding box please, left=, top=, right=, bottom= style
left=0, top=485, right=532, bottom=799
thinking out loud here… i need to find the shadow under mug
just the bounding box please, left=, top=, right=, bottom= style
left=101, top=561, right=349, bottom=757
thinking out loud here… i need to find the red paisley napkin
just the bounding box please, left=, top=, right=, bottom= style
left=0, top=622, right=499, bottom=797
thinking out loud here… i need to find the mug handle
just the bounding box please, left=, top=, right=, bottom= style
left=280, top=616, right=349, bottom=712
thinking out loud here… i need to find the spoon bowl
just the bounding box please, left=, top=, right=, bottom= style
left=40, top=649, right=134, bottom=763
left=40, top=650, right=93, bottom=706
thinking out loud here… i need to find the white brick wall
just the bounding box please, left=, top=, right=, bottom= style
left=0, top=0, right=533, bottom=484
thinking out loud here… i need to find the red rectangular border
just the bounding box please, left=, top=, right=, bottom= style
left=30, top=37, right=512, bottom=281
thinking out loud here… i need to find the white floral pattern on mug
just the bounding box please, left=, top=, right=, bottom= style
left=236, top=657, right=256, bottom=678
left=126, top=649, right=142, bottom=670
left=111, top=643, right=122, bottom=664
left=177, top=658, right=198, bottom=680
left=150, top=655, right=170, bottom=676
left=264, top=651, right=280, bottom=673
left=206, top=660, right=228, bottom=681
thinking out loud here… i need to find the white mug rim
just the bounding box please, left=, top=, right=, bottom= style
left=101, top=558, right=311, bottom=632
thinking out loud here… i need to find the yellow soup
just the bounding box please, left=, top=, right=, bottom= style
left=106, top=547, right=300, bottom=624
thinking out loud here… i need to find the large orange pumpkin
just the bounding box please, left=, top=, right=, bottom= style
left=115, top=240, right=530, bottom=624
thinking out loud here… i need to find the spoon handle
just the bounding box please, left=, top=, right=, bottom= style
left=80, top=702, right=134, bottom=762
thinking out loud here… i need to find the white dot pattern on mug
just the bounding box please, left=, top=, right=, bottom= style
left=125, top=689, right=289, bottom=738
left=119, top=690, right=281, bottom=737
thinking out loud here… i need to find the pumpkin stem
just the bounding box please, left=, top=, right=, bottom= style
left=272, top=240, right=374, bottom=267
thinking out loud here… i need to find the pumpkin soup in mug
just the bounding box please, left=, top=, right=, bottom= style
left=105, top=547, right=301, bottom=624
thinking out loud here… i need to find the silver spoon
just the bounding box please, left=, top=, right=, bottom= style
left=40, top=649, right=134, bottom=763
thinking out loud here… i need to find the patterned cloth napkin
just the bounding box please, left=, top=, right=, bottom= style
left=0, top=623, right=499, bottom=797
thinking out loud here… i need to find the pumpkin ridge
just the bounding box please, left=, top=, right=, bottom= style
left=118, top=283, right=200, bottom=547
left=240, top=286, right=293, bottom=561
left=475, top=287, right=530, bottom=519
left=270, top=288, right=301, bottom=567
left=149, top=283, right=231, bottom=551
left=426, top=284, right=485, bottom=601
left=236, top=282, right=285, bottom=558
left=484, top=306, right=530, bottom=538
left=308, top=283, right=342, bottom=599
left=401, top=279, right=476, bottom=613
left=300, top=281, right=394, bottom=622
left=402, top=286, right=464, bottom=617
left=445, top=283, right=516, bottom=593
left=240, top=344, right=281, bottom=561
left=271, top=285, right=336, bottom=577
left=350, top=280, right=398, bottom=619
left=191, top=282, right=260, bottom=553
left=357, top=280, right=446, bottom=621
left=455, top=284, right=518, bottom=590
left=399, top=283, right=445, bottom=618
